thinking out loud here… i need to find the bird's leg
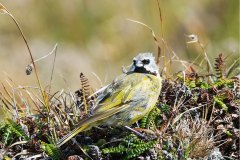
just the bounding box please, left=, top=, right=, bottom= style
left=124, top=126, right=146, bottom=139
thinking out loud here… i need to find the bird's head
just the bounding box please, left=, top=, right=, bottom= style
left=129, top=53, right=159, bottom=76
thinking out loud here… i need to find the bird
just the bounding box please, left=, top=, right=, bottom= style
left=56, top=53, right=162, bottom=147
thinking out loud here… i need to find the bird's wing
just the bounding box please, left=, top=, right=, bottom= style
left=91, top=73, right=152, bottom=114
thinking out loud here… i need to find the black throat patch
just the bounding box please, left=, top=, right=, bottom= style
left=132, top=67, right=156, bottom=76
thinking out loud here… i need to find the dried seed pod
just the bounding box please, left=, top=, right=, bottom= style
left=25, top=64, right=33, bottom=75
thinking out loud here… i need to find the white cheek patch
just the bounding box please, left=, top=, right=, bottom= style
left=136, top=63, right=144, bottom=67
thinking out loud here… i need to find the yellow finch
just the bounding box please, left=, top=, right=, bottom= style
left=57, top=53, right=162, bottom=147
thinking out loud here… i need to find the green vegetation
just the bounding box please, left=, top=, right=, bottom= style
left=0, top=1, right=239, bottom=160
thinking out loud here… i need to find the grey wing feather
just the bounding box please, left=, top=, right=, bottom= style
left=90, top=74, right=126, bottom=113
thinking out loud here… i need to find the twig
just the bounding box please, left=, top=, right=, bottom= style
left=156, top=0, right=165, bottom=70
left=0, top=3, right=49, bottom=112
left=49, top=44, right=58, bottom=93
left=72, top=138, right=93, bottom=160
left=126, top=18, right=162, bottom=66
left=124, top=126, right=146, bottom=139
left=91, top=72, right=103, bottom=87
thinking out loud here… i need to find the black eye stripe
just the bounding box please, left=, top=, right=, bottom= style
left=142, top=59, right=150, bottom=64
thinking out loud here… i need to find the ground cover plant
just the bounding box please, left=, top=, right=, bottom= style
left=0, top=2, right=239, bottom=160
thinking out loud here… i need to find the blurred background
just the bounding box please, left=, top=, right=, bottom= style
left=0, top=0, right=239, bottom=91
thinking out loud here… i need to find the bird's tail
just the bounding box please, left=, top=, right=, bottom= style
left=56, top=104, right=128, bottom=147
left=56, top=124, right=89, bottom=148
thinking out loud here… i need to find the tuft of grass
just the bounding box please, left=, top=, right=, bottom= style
left=0, top=2, right=239, bottom=160
left=174, top=118, right=216, bottom=159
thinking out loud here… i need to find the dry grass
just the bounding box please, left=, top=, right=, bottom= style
left=0, top=2, right=239, bottom=160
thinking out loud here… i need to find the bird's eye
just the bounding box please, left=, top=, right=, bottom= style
left=133, top=60, right=136, bottom=65
left=142, top=59, right=150, bottom=64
